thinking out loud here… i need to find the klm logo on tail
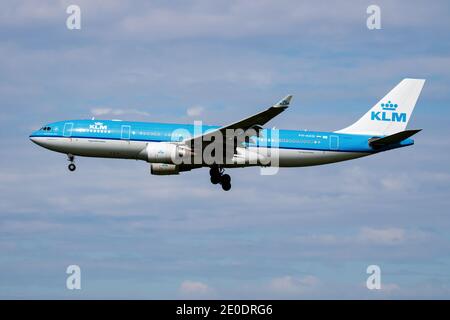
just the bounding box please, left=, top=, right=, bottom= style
left=371, top=101, right=407, bottom=123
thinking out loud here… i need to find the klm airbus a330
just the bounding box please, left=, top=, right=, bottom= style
left=30, top=79, right=425, bottom=191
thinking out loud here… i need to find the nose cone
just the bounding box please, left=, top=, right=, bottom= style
left=29, top=131, right=43, bottom=146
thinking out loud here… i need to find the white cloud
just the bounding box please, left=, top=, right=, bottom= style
left=0, top=0, right=128, bottom=27
left=91, top=108, right=113, bottom=116
left=0, top=220, right=64, bottom=233
left=358, top=227, right=406, bottom=245
left=269, top=275, right=320, bottom=295
left=381, top=177, right=408, bottom=191
left=90, top=107, right=150, bottom=117
left=178, top=280, right=213, bottom=297
left=359, top=281, right=401, bottom=295
left=382, top=283, right=401, bottom=293
left=186, top=106, right=205, bottom=117
left=292, top=227, right=430, bottom=251
left=116, top=0, right=449, bottom=41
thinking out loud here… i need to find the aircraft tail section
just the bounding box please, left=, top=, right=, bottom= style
left=336, top=78, right=425, bottom=136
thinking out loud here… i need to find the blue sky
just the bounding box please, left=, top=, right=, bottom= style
left=1, top=0, right=450, bottom=299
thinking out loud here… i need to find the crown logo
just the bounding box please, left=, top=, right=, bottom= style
left=381, top=101, right=398, bottom=111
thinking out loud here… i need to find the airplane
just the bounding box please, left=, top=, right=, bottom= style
left=30, top=78, right=425, bottom=191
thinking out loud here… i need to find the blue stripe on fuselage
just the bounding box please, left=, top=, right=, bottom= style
left=29, top=119, right=412, bottom=153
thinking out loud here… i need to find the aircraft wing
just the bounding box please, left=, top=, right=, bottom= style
left=183, top=95, right=293, bottom=150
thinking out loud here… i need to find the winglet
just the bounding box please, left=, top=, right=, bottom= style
left=274, top=95, right=293, bottom=108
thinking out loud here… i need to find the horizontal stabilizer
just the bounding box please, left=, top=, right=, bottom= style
left=369, top=129, right=422, bottom=148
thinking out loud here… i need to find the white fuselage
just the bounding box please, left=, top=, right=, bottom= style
left=30, top=135, right=370, bottom=168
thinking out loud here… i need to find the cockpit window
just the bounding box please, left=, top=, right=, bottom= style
left=40, top=127, right=51, bottom=131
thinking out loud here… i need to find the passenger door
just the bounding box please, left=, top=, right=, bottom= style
left=329, top=135, right=339, bottom=150
left=63, top=122, right=73, bottom=137
left=121, top=125, right=131, bottom=140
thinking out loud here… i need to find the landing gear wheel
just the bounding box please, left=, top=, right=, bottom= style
left=221, top=182, right=231, bottom=191
left=220, top=174, right=231, bottom=191
left=210, top=175, right=220, bottom=185
left=209, top=166, right=222, bottom=185
left=220, top=174, right=231, bottom=185
left=67, top=154, right=76, bottom=172
left=209, top=166, right=231, bottom=190
left=209, top=167, right=222, bottom=178
left=209, top=167, right=218, bottom=177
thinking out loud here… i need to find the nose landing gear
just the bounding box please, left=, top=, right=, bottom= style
left=67, top=154, right=76, bottom=172
left=209, top=166, right=231, bottom=191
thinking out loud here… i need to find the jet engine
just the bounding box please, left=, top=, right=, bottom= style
left=146, top=142, right=187, bottom=164
left=150, top=163, right=180, bottom=175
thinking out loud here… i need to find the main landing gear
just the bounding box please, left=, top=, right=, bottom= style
left=209, top=166, right=231, bottom=191
left=67, top=154, right=76, bottom=172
